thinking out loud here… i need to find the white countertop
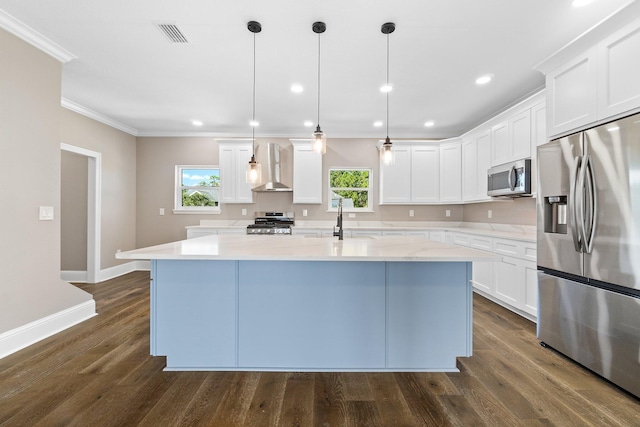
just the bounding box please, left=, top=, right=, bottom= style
left=116, top=234, right=501, bottom=262
left=186, top=220, right=536, bottom=243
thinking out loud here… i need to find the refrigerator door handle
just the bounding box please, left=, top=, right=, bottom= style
left=571, top=155, right=583, bottom=252
left=583, top=154, right=597, bottom=253
left=577, top=154, right=591, bottom=254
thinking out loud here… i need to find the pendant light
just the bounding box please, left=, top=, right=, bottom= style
left=312, top=21, right=327, bottom=154
left=246, top=21, right=262, bottom=184
left=380, top=22, right=396, bottom=165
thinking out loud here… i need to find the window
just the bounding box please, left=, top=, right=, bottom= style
left=328, top=168, right=373, bottom=211
left=175, top=166, right=220, bottom=213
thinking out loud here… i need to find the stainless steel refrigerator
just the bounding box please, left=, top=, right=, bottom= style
left=537, top=111, right=640, bottom=398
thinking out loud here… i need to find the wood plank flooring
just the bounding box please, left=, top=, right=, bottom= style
left=1, top=271, right=639, bottom=426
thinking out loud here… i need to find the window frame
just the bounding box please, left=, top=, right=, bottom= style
left=174, top=165, right=221, bottom=214
left=327, top=167, right=374, bottom=212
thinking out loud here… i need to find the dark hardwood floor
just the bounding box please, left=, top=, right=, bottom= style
left=1, top=271, right=639, bottom=426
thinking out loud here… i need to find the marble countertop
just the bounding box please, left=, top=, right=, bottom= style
left=115, top=234, right=501, bottom=262
left=186, top=220, right=536, bottom=243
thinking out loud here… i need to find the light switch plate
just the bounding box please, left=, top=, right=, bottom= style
left=445, top=209, right=451, bottom=217
left=39, top=206, right=54, bottom=221
left=159, top=208, right=165, bottom=215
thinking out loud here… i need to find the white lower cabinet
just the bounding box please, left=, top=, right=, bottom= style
left=187, top=228, right=218, bottom=239
left=292, top=228, right=322, bottom=237
left=494, top=256, right=520, bottom=308
left=382, top=230, right=405, bottom=236
left=522, top=260, right=539, bottom=317
left=351, top=230, right=382, bottom=238
left=448, top=232, right=538, bottom=322
left=472, top=260, right=493, bottom=295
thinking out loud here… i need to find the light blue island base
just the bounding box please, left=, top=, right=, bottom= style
left=151, top=260, right=473, bottom=372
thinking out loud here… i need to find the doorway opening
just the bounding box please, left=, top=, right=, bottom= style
left=60, top=143, right=101, bottom=283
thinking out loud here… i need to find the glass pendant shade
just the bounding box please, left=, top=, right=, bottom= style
left=380, top=137, right=395, bottom=165
left=246, top=154, right=261, bottom=184
left=313, top=125, right=326, bottom=154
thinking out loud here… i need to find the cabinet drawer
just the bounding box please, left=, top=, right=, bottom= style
left=382, top=231, right=405, bottom=236
left=493, top=238, right=521, bottom=257
left=187, top=229, right=217, bottom=239
left=470, top=236, right=492, bottom=252
left=523, top=242, right=537, bottom=262
left=452, top=233, right=471, bottom=247
left=493, top=238, right=537, bottom=262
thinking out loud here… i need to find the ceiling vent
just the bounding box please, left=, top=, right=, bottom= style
left=156, top=23, right=189, bottom=44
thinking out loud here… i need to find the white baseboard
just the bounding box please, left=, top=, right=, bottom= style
left=0, top=300, right=96, bottom=359
left=62, top=261, right=151, bottom=285
left=61, top=270, right=88, bottom=283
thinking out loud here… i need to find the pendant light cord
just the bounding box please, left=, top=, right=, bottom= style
left=386, top=32, right=389, bottom=139
left=317, top=32, right=321, bottom=126
left=252, top=31, right=256, bottom=154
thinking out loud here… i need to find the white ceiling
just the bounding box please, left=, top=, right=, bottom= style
left=0, top=0, right=635, bottom=138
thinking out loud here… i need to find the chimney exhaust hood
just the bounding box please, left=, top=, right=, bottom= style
left=252, top=143, right=292, bottom=192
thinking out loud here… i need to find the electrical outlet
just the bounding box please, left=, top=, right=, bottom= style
left=488, top=209, right=492, bottom=219
left=159, top=208, right=165, bottom=215
left=242, top=208, right=247, bottom=216
left=348, top=213, right=356, bottom=218
left=445, top=209, right=451, bottom=217
left=39, top=206, right=54, bottom=221
left=303, top=209, right=308, bottom=217
left=409, top=209, right=414, bottom=217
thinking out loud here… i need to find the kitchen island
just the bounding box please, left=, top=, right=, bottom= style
left=116, top=235, right=498, bottom=372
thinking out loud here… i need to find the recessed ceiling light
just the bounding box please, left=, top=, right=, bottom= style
left=424, top=121, right=435, bottom=127
left=475, top=75, right=493, bottom=85
left=249, top=120, right=259, bottom=127
left=304, top=120, right=313, bottom=127
left=192, top=120, right=203, bottom=126
left=374, top=121, right=383, bottom=127
left=380, top=84, right=393, bottom=93
left=291, top=84, right=304, bottom=93
left=572, top=0, right=595, bottom=7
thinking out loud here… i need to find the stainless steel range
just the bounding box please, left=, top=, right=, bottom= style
left=246, top=212, right=294, bottom=235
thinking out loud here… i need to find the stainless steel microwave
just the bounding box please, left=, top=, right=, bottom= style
left=487, top=158, right=532, bottom=197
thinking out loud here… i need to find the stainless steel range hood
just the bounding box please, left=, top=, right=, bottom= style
left=252, top=143, right=292, bottom=192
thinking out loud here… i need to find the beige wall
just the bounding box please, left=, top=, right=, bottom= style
left=136, top=137, right=465, bottom=247
left=61, top=151, right=88, bottom=270
left=0, top=29, right=92, bottom=334
left=60, top=109, right=137, bottom=270
left=463, top=198, right=536, bottom=225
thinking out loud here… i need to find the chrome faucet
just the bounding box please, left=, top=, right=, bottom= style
left=333, top=198, right=344, bottom=240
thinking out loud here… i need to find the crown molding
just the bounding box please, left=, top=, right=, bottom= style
left=0, top=9, right=77, bottom=63
left=61, top=98, right=138, bottom=136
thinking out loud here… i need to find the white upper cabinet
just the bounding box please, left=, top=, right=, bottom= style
left=490, top=121, right=509, bottom=166
left=546, top=48, right=598, bottom=137
left=509, top=109, right=531, bottom=160
left=461, top=137, right=477, bottom=201
left=531, top=102, right=547, bottom=148
left=411, top=145, right=440, bottom=203
left=597, top=20, right=640, bottom=119
left=476, top=130, right=491, bottom=200
left=291, top=140, right=322, bottom=204
left=538, top=10, right=640, bottom=137
left=462, top=130, right=492, bottom=202
left=379, top=143, right=440, bottom=204
left=379, top=145, right=412, bottom=204
left=218, top=140, right=254, bottom=204
left=439, top=139, right=461, bottom=203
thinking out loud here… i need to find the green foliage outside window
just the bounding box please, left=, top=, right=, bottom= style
left=329, top=169, right=370, bottom=209
left=179, top=169, right=220, bottom=208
